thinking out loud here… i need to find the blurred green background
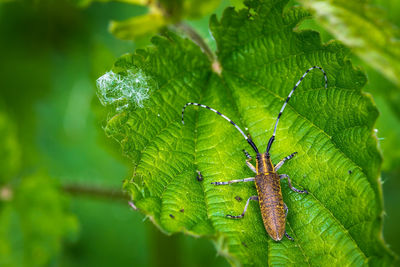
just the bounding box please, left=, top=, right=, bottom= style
left=0, top=0, right=398, bottom=266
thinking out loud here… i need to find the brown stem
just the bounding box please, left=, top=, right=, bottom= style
left=175, top=22, right=216, bottom=63
left=63, top=184, right=130, bottom=202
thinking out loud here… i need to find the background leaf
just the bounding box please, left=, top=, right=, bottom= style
left=108, top=0, right=222, bottom=41
left=99, top=0, right=397, bottom=265
left=0, top=108, right=78, bottom=266
left=0, top=172, right=79, bottom=266
left=109, top=12, right=167, bottom=40
left=0, top=109, right=20, bottom=184
left=297, top=0, right=400, bottom=88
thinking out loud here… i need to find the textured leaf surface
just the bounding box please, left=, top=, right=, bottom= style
left=298, top=0, right=400, bottom=87
left=99, top=0, right=396, bottom=265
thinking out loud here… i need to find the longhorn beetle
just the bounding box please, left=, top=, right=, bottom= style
left=181, top=66, right=327, bottom=241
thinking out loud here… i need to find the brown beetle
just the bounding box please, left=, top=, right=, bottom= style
left=182, top=66, right=327, bottom=241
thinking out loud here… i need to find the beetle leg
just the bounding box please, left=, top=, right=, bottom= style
left=279, top=174, right=308, bottom=194
left=211, top=177, right=255, bottom=185
left=246, top=161, right=256, bottom=173
left=275, top=152, right=297, bottom=171
left=284, top=202, right=288, bottom=218
left=285, top=232, right=294, bottom=241
left=243, top=149, right=256, bottom=173
left=283, top=203, right=295, bottom=241
left=243, top=149, right=252, bottom=160
left=226, top=196, right=258, bottom=219
left=196, top=170, right=203, bottom=181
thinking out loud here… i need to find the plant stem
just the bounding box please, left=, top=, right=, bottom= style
left=175, top=22, right=217, bottom=63
left=63, top=183, right=130, bottom=202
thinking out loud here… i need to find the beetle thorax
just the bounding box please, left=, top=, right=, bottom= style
left=256, top=153, right=275, bottom=175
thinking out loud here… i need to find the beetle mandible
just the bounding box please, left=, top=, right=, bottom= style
left=182, top=66, right=327, bottom=241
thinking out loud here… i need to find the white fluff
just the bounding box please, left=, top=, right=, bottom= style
left=96, top=69, right=153, bottom=111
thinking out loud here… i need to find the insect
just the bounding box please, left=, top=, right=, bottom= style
left=181, top=66, right=327, bottom=241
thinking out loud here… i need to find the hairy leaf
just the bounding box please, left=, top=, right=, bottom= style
left=298, top=0, right=400, bottom=88
left=98, top=0, right=397, bottom=265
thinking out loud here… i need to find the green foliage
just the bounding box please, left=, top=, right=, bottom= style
left=109, top=12, right=167, bottom=41
left=357, top=61, right=400, bottom=171
left=1, top=2, right=224, bottom=266
left=97, top=0, right=397, bottom=265
left=69, top=0, right=147, bottom=8
left=0, top=91, right=78, bottom=267
left=298, top=0, right=400, bottom=88
left=0, top=173, right=78, bottom=267
left=109, top=0, right=221, bottom=40
left=0, top=110, right=20, bottom=184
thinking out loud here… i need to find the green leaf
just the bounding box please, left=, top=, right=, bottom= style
left=0, top=173, right=79, bottom=267
left=0, top=109, right=20, bottom=184
left=297, top=0, right=400, bottom=88
left=68, top=0, right=148, bottom=8
left=356, top=59, right=400, bottom=171
left=0, top=107, right=78, bottom=267
left=109, top=12, right=167, bottom=41
left=109, top=0, right=222, bottom=41
left=98, top=0, right=397, bottom=265
left=180, top=0, right=222, bottom=18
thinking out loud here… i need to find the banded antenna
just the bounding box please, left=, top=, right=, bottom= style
left=266, top=66, right=328, bottom=154
left=182, top=103, right=259, bottom=154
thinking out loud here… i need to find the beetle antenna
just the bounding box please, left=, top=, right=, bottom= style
left=182, top=103, right=259, bottom=154
left=266, top=66, right=327, bottom=154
